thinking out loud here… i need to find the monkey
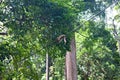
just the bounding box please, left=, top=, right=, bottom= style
left=56, top=34, right=66, bottom=44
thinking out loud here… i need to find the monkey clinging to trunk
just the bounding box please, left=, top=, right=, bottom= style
left=56, top=34, right=66, bottom=44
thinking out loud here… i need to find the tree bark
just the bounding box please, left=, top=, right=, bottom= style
left=65, top=37, right=77, bottom=80
left=46, top=53, right=49, bottom=80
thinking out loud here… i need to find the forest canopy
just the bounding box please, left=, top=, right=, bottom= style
left=0, top=0, right=120, bottom=80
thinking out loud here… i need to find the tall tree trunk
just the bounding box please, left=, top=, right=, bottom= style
left=118, top=40, right=120, bottom=56
left=65, top=37, right=77, bottom=80
left=46, top=53, right=49, bottom=80
left=0, top=75, right=2, bottom=80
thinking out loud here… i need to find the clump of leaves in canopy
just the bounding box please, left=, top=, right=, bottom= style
left=76, top=20, right=119, bottom=80
left=1, top=0, right=76, bottom=54
left=0, top=0, right=76, bottom=79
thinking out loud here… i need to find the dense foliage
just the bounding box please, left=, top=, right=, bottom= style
left=0, top=0, right=120, bottom=80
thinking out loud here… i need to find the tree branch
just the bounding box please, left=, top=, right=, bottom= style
left=0, top=32, right=7, bottom=35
